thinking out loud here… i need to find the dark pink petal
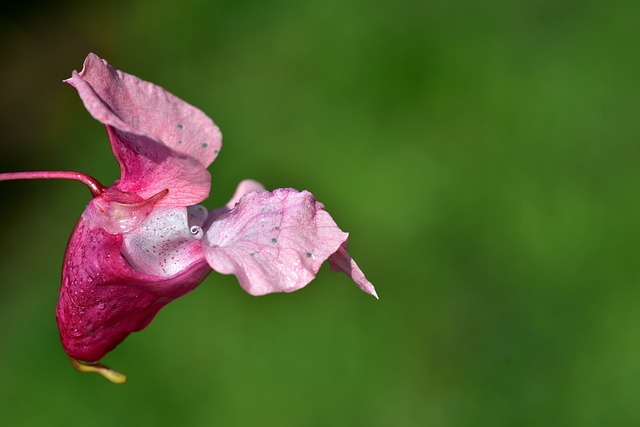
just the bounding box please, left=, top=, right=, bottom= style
left=202, top=188, right=376, bottom=297
left=57, top=209, right=211, bottom=362
left=65, top=53, right=222, bottom=207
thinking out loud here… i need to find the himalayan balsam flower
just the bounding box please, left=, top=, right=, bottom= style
left=0, top=53, right=376, bottom=383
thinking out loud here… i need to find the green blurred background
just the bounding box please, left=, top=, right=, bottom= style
left=1, top=0, right=639, bottom=425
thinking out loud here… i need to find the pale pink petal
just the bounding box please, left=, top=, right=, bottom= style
left=205, top=179, right=266, bottom=226
left=202, top=188, right=372, bottom=296
left=66, top=53, right=222, bottom=207
left=329, top=242, right=378, bottom=299
left=225, top=179, right=266, bottom=209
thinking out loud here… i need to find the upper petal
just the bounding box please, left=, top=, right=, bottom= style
left=202, top=188, right=375, bottom=297
left=66, top=53, right=221, bottom=207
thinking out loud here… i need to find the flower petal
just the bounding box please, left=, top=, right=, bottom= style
left=201, top=188, right=374, bottom=296
left=85, top=187, right=168, bottom=234
left=205, top=179, right=266, bottom=227
left=329, top=242, right=378, bottom=299
left=121, top=207, right=205, bottom=277
left=57, top=211, right=211, bottom=362
left=66, top=53, right=222, bottom=207
left=224, top=179, right=266, bottom=210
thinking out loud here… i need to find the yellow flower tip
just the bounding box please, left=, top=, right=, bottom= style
left=69, top=357, right=128, bottom=384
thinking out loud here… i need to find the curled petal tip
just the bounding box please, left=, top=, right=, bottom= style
left=70, top=357, right=128, bottom=384
left=359, top=278, right=378, bottom=299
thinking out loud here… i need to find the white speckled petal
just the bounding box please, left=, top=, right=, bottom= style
left=121, top=207, right=206, bottom=276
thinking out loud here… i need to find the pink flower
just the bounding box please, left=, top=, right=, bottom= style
left=1, top=53, right=376, bottom=383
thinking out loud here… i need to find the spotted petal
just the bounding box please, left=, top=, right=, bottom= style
left=66, top=53, right=222, bottom=207
left=202, top=188, right=376, bottom=297
left=121, top=207, right=206, bottom=277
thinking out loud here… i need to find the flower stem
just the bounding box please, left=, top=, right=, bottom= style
left=0, top=171, right=104, bottom=197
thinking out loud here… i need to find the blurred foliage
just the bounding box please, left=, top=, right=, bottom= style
left=1, top=0, right=639, bottom=425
